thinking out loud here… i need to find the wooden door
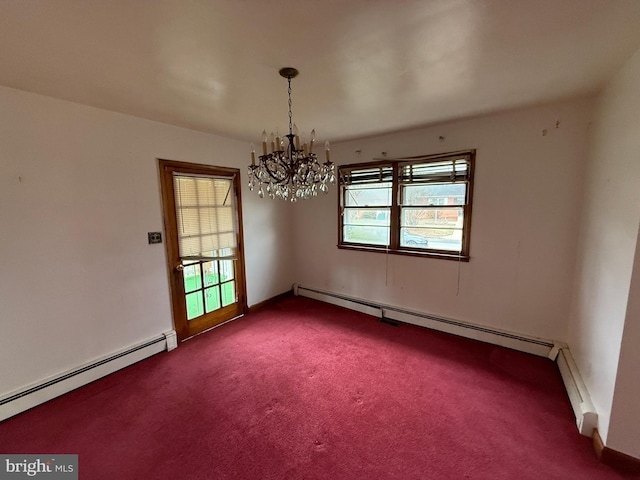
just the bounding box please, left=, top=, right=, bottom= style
left=159, top=159, right=247, bottom=341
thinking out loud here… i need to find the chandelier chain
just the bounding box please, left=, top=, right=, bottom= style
left=288, top=76, right=293, bottom=136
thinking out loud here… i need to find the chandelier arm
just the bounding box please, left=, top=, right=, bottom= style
left=261, top=154, right=294, bottom=185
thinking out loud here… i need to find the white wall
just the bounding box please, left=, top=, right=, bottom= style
left=293, top=97, right=593, bottom=341
left=608, top=225, right=640, bottom=457
left=0, top=85, right=294, bottom=395
left=567, top=46, right=640, bottom=456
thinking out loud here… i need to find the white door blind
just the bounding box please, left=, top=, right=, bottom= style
left=173, top=174, right=237, bottom=260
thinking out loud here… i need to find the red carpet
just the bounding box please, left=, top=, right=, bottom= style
left=0, top=296, right=635, bottom=479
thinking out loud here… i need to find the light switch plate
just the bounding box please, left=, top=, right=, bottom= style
left=148, top=232, right=162, bottom=244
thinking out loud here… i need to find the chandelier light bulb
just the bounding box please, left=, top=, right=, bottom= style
left=293, top=123, right=300, bottom=149
left=309, top=129, right=316, bottom=153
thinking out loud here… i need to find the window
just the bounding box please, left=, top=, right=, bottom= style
left=338, top=150, right=475, bottom=260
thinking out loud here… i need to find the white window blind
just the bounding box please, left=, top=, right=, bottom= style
left=399, top=155, right=471, bottom=185
left=173, top=174, right=237, bottom=260
left=340, top=164, right=393, bottom=185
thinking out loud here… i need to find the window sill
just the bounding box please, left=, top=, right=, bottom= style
left=337, top=244, right=469, bottom=262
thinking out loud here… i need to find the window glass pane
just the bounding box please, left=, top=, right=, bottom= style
left=399, top=228, right=430, bottom=248
left=186, top=292, right=204, bottom=320
left=401, top=206, right=465, bottom=252
left=400, top=227, right=463, bottom=252
left=205, top=286, right=221, bottom=313
left=401, top=206, right=463, bottom=228
left=221, top=281, right=235, bottom=307
left=203, top=261, right=218, bottom=287
left=402, top=184, right=466, bottom=206
left=343, top=225, right=389, bottom=246
left=344, top=208, right=391, bottom=226
left=183, top=263, right=202, bottom=293
left=344, top=183, right=392, bottom=207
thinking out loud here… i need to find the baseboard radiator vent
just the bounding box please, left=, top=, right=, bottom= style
left=294, top=284, right=557, bottom=358
left=556, top=347, right=598, bottom=436
left=0, top=330, right=177, bottom=422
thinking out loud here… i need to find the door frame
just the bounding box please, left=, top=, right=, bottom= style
left=158, top=158, right=248, bottom=341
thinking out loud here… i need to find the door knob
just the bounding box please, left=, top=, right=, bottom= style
left=176, top=264, right=184, bottom=272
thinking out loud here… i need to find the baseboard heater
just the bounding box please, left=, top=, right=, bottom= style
left=0, top=330, right=178, bottom=422
left=556, top=347, right=598, bottom=436
left=294, top=284, right=557, bottom=358
left=293, top=284, right=597, bottom=437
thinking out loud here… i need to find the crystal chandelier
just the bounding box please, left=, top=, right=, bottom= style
left=248, top=67, right=336, bottom=201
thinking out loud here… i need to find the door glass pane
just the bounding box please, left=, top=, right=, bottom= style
left=183, top=263, right=202, bottom=293
left=220, top=260, right=234, bottom=282
left=186, top=292, right=204, bottom=320
left=203, top=261, right=219, bottom=287
left=221, top=281, right=235, bottom=307
left=173, top=176, right=236, bottom=258
left=205, top=286, right=221, bottom=313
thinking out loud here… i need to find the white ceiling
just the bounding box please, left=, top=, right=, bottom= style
left=1, top=0, right=639, bottom=143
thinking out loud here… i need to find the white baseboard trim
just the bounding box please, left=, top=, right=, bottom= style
left=0, top=330, right=176, bottom=421
left=556, top=347, right=598, bottom=436
left=293, top=283, right=598, bottom=437
left=294, top=284, right=383, bottom=318
left=293, top=284, right=557, bottom=358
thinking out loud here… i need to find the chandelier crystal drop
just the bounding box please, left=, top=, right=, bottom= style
left=248, top=67, right=336, bottom=202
